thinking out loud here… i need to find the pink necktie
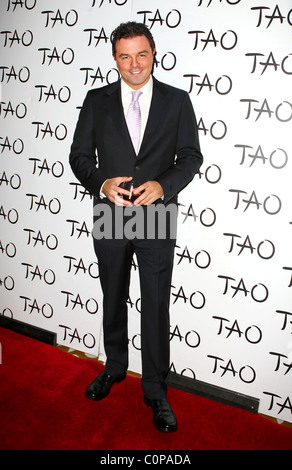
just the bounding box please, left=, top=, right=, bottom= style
left=126, top=90, right=142, bottom=154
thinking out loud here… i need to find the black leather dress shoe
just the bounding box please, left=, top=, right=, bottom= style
left=144, top=396, right=177, bottom=432
left=85, top=370, right=126, bottom=401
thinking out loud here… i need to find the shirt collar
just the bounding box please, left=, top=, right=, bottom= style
left=121, top=75, right=153, bottom=99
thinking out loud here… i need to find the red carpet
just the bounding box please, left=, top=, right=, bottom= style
left=0, top=326, right=291, bottom=451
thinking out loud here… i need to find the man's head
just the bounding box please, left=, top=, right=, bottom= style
left=111, top=22, right=156, bottom=90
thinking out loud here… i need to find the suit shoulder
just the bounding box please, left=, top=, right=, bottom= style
left=154, top=78, right=187, bottom=97
left=87, top=81, right=119, bottom=98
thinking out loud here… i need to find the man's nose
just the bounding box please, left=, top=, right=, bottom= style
left=131, top=57, right=139, bottom=67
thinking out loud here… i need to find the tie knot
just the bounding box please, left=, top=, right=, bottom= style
left=131, top=90, right=142, bottom=102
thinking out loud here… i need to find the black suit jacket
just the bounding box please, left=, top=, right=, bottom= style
left=69, top=76, right=203, bottom=243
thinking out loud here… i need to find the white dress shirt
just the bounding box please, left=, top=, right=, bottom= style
left=121, top=75, right=153, bottom=153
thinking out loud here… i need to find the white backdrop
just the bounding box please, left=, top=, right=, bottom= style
left=0, top=0, right=291, bottom=423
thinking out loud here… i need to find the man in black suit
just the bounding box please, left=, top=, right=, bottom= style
left=69, top=22, right=203, bottom=432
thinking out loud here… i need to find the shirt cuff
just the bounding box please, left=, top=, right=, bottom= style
left=99, top=180, right=108, bottom=198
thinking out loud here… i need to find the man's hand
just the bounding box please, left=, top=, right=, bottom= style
left=102, top=176, right=133, bottom=206
left=102, top=177, right=163, bottom=206
left=133, top=180, right=163, bottom=206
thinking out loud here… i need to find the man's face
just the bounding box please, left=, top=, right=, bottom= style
left=114, top=35, right=155, bottom=90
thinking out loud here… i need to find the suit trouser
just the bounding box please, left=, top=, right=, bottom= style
left=93, top=237, right=175, bottom=400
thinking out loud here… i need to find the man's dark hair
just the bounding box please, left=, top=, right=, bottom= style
left=111, top=22, right=156, bottom=56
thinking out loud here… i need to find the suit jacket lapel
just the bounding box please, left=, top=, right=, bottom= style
left=105, top=80, right=136, bottom=156
left=138, top=77, right=168, bottom=158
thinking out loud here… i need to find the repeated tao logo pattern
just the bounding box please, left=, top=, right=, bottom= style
left=0, top=0, right=291, bottom=423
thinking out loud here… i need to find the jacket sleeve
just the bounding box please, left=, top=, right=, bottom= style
left=155, top=92, right=203, bottom=204
left=69, top=91, right=106, bottom=199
